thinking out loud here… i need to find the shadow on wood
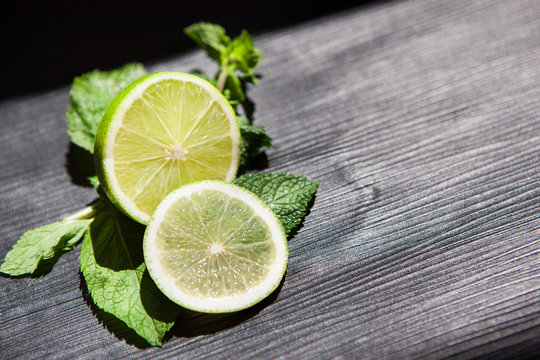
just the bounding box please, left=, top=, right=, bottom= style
left=65, top=142, right=96, bottom=188
left=170, top=277, right=285, bottom=338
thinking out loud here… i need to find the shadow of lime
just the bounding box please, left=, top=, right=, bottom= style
left=169, top=276, right=285, bottom=339
left=65, top=143, right=96, bottom=188
left=79, top=268, right=286, bottom=347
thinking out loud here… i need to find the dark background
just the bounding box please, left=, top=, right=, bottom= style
left=2, top=0, right=364, bottom=100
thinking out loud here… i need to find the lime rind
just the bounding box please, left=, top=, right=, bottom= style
left=94, top=72, right=241, bottom=224
left=143, top=180, right=288, bottom=313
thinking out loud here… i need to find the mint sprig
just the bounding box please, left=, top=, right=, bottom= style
left=184, top=22, right=262, bottom=98
left=1, top=22, right=317, bottom=348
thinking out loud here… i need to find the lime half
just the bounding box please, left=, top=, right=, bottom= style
left=94, top=72, right=240, bottom=224
left=143, top=181, right=288, bottom=313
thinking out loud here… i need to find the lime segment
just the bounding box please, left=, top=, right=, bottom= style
left=143, top=181, right=288, bottom=313
left=94, top=72, right=240, bottom=224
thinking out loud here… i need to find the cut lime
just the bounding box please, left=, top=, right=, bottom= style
left=143, top=181, right=288, bottom=313
left=94, top=72, right=240, bottom=224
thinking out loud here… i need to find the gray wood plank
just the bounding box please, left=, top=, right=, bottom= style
left=1, top=0, right=539, bottom=358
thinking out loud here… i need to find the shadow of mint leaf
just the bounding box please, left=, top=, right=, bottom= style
left=241, top=89, right=257, bottom=120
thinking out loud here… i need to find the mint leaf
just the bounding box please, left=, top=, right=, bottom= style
left=235, top=173, right=318, bottom=235
left=217, top=30, right=261, bottom=96
left=79, top=199, right=180, bottom=346
left=66, top=63, right=146, bottom=153
left=223, top=68, right=245, bottom=105
left=237, top=115, right=250, bottom=127
left=185, top=22, right=261, bottom=105
left=87, top=175, right=100, bottom=189
left=184, top=22, right=230, bottom=62
left=239, top=124, right=272, bottom=167
left=225, top=30, right=262, bottom=79
left=0, top=220, right=91, bottom=276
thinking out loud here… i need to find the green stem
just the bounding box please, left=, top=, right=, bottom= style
left=216, top=59, right=230, bottom=92
left=63, top=203, right=98, bottom=221
left=216, top=67, right=228, bottom=92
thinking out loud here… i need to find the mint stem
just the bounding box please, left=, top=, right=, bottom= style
left=216, top=67, right=228, bottom=92
left=63, top=204, right=97, bottom=221
left=216, top=57, right=230, bottom=92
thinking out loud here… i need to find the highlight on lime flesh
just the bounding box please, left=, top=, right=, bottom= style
left=94, top=72, right=241, bottom=224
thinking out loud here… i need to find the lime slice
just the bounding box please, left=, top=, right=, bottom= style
left=94, top=72, right=240, bottom=224
left=143, top=181, right=288, bottom=313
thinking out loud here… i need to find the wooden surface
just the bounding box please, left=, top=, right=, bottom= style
left=1, top=0, right=539, bottom=358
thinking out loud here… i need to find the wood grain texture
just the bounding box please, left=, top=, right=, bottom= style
left=1, top=0, right=539, bottom=358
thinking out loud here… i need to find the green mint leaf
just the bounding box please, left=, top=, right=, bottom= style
left=234, top=173, right=318, bottom=235
left=237, top=115, right=250, bottom=127
left=0, top=220, right=91, bottom=276
left=79, top=199, right=180, bottom=346
left=225, top=30, right=262, bottom=76
left=87, top=175, right=100, bottom=189
left=223, top=68, right=245, bottom=104
left=66, top=63, right=147, bottom=153
left=185, top=22, right=261, bottom=114
left=239, top=124, right=272, bottom=167
left=184, top=22, right=230, bottom=62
